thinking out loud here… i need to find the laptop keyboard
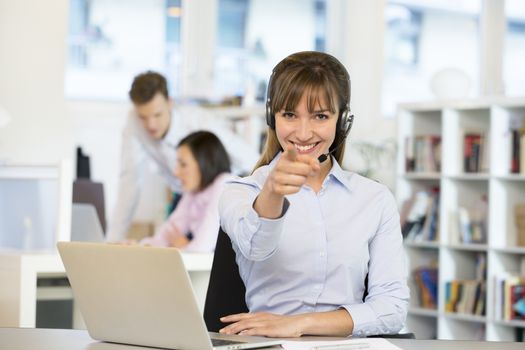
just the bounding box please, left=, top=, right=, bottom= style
left=211, top=338, right=246, bottom=347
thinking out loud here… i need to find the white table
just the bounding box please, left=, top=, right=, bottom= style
left=0, top=250, right=213, bottom=328
left=1, top=328, right=524, bottom=350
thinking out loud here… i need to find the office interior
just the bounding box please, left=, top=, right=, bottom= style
left=0, top=0, right=525, bottom=343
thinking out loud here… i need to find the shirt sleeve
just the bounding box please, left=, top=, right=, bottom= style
left=343, top=188, right=409, bottom=336
left=219, top=180, right=289, bottom=261
left=106, top=116, right=146, bottom=242
left=141, top=195, right=190, bottom=247
left=183, top=179, right=223, bottom=253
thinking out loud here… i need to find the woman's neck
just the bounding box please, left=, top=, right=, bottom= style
left=306, top=158, right=332, bottom=193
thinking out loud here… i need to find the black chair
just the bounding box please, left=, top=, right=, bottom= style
left=203, top=228, right=248, bottom=332
left=203, top=228, right=415, bottom=339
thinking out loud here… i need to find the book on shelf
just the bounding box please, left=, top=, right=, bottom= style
left=445, top=279, right=486, bottom=316
left=413, top=266, right=438, bottom=309
left=515, top=204, right=525, bottom=247
left=509, top=124, right=525, bottom=174
left=495, top=274, right=525, bottom=321
left=463, top=131, right=488, bottom=173
left=450, top=195, right=488, bottom=244
left=400, top=188, right=440, bottom=242
left=404, top=135, right=441, bottom=173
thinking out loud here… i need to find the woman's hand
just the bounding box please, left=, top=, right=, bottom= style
left=254, top=146, right=320, bottom=219
left=219, top=312, right=307, bottom=338
left=168, top=234, right=190, bottom=248
left=265, top=146, right=320, bottom=197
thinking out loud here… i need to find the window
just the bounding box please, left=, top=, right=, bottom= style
left=213, top=0, right=327, bottom=102
left=504, top=0, right=525, bottom=96
left=65, top=0, right=182, bottom=100
left=382, top=0, right=482, bottom=117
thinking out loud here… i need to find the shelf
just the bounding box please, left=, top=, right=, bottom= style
left=446, top=174, right=490, bottom=181
left=398, top=97, right=525, bottom=341
left=404, top=240, right=440, bottom=249
left=444, top=243, right=488, bottom=252
left=494, top=174, right=525, bottom=181
left=493, top=319, right=525, bottom=329
left=204, top=105, right=265, bottom=119
left=491, top=246, right=525, bottom=255
left=402, top=173, right=441, bottom=180
left=408, top=307, right=439, bottom=317
left=443, top=312, right=487, bottom=323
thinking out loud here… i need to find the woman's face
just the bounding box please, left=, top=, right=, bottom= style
left=174, top=145, right=201, bottom=192
left=275, top=92, right=338, bottom=161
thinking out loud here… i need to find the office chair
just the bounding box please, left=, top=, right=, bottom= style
left=72, top=179, right=107, bottom=233
left=203, top=228, right=415, bottom=339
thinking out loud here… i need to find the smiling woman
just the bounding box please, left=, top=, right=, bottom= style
left=218, top=51, right=409, bottom=338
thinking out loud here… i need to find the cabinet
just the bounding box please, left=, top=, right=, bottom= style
left=396, top=97, right=525, bottom=341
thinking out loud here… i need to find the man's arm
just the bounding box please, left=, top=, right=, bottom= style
left=106, top=117, right=146, bottom=242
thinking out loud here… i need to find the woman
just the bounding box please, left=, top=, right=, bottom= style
left=218, top=51, right=409, bottom=337
left=141, top=130, right=232, bottom=252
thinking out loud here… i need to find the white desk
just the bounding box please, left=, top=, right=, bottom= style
left=0, top=328, right=524, bottom=350
left=0, top=250, right=213, bottom=328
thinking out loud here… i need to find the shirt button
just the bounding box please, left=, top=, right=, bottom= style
left=320, top=252, right=326, bottom=257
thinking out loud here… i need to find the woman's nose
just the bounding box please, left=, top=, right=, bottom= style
left=296, top=119, right=313, bottom=140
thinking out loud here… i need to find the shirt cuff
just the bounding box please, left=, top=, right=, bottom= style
left=343, top=303, right=391, bottom=337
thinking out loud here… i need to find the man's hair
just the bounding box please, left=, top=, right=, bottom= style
left=177, top=131, right=231, bottom=190
left=129, top=71, right=169, bottom=104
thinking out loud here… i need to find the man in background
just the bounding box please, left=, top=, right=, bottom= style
left=106, top=71, right=258, bottom=242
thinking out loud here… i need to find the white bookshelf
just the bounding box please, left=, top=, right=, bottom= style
left=397, top=97, right=525, bottom=341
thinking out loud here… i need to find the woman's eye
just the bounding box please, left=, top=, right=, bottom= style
left=282, top=112, right=295, bottom=119
left=316, top=114, right=329, bottom=120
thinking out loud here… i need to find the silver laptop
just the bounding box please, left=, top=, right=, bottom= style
left=70, top=203, right=105, bottom=243
left=57, top=241, right=282, bottom=350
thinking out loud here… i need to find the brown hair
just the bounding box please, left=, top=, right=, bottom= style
left=255, top=51, right=351, bottom=170
left=129, top=71, right=169, bottom=104
left=177, top=131, right=231, bottom=191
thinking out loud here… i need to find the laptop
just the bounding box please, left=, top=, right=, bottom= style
left=70, top=203, right=105, bottom=243
left=57, top=241, right=282, bottom=350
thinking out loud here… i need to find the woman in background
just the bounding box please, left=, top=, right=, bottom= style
left=141, top=130, right=232, bottom=252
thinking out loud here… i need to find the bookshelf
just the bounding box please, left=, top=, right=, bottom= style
left=397, top=97, right=525, bottom=341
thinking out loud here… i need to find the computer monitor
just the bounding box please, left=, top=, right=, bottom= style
left=0, top=161, right=72, bottom=251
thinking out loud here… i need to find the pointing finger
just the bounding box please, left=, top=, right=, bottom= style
left=284, top=146, right=297, bottom=162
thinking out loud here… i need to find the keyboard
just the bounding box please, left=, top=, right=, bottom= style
left=211, top=338, right=246, bottom=347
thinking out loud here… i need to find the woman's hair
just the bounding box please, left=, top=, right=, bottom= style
left=177, top=131, right=231, bottom=190
left=129, top=71, right=169, bottom=104
left=255, top=51, right=351, bottom=170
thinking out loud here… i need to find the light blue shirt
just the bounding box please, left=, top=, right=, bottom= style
left=219, top=154, right=409, bottom=337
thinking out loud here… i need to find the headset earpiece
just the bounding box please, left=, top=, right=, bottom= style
left=265, top=71, right=275, bottom=129
left=338, top=108, right=354, bottom=138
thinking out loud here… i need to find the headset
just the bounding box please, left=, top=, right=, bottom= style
left=265, top=54, right=354, bottom=163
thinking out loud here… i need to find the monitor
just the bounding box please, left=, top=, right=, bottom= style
left=0, top=160, right=72, bottom=251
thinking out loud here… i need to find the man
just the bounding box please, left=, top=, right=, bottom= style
left=107, top=71, right=258, bottom=242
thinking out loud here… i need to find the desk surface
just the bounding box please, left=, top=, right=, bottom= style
left=0, top=328, right=523, bottom=350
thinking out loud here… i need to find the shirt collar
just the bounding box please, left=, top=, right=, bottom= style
left=161, top=113, right=178, bottom=148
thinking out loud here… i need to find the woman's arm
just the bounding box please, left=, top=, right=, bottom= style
left=343, top=188, right=409, bottom=337
left=140, top=195, right=190, bottom=247
left=219, top=309, right=354, bottom=338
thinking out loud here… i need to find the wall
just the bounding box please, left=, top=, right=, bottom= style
left=0, top=0, right=71, bottom=164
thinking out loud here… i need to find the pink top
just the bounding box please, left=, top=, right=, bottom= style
left=141, top=172, right=232, bottom=252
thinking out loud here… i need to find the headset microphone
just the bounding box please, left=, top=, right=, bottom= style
left=317, top=135, right=347, bottom=163
left=317, top=113, right=354, bottom=163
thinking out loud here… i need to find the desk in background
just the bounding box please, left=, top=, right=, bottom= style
left=0, top=328, right=524, bottom=350
left=0, top=250, right=213, bottom=328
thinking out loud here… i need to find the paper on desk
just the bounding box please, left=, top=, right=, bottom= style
left=281, top=338, right=403, bottom=350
